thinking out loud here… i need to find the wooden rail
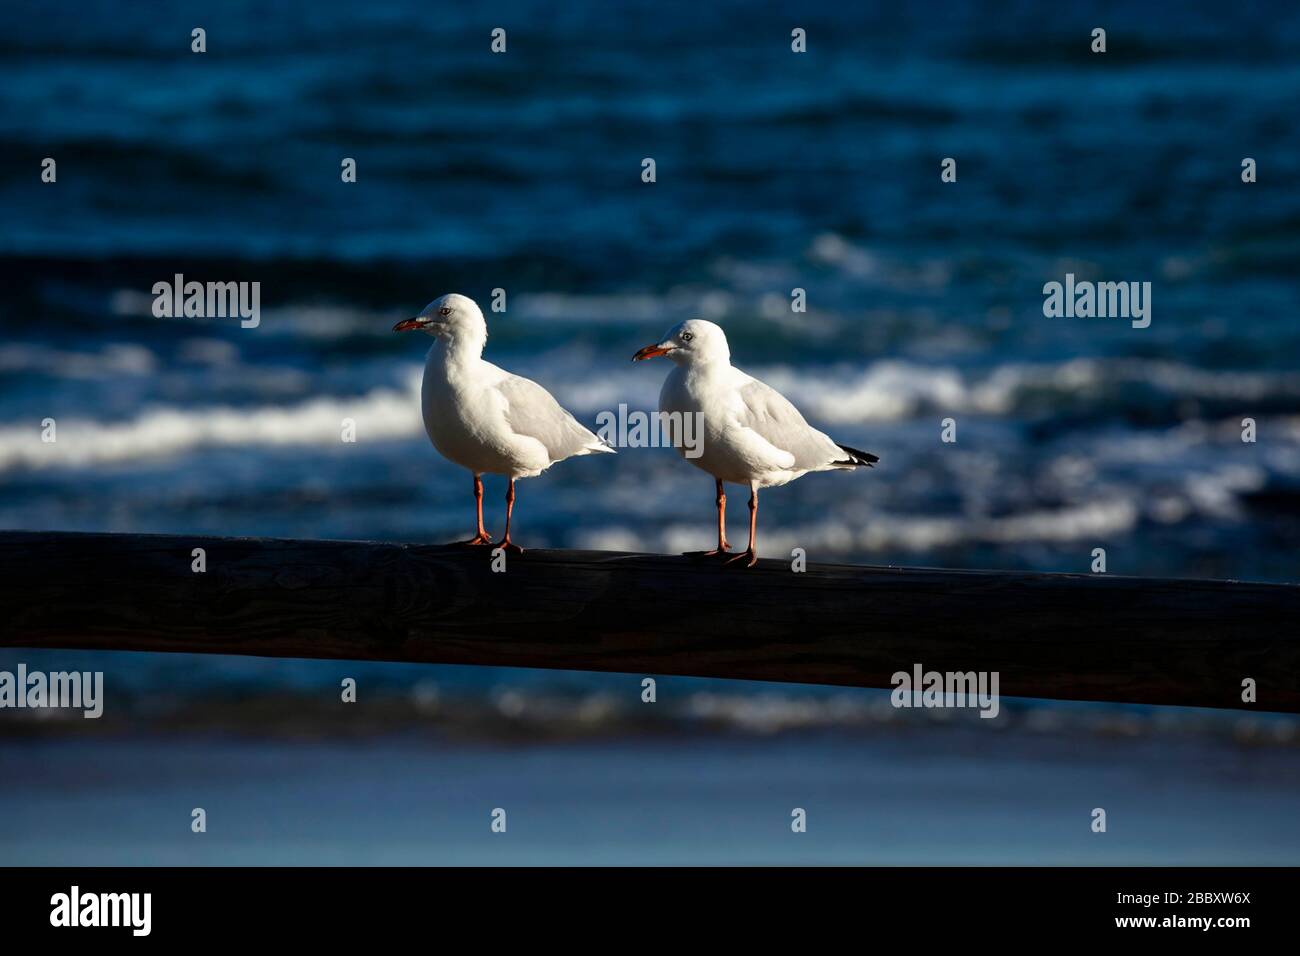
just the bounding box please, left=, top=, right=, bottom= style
left=1, top=531, right=1297, bottom=712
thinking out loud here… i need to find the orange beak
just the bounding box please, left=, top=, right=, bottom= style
left=632, top=343, right=672, bottom=362
left=393, top=317, right=428, bottom=332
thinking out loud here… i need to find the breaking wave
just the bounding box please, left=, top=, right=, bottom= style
left=4, top=351, right=1300, bottom=475
left=0, top=376, right=422, bottom=473
left=576, top=498, right=1142, bottom=556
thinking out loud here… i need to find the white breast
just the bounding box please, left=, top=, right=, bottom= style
left=660, top=364, right=794, bottom=485
left=420, top=346, right=551, bottom=477
left=420, top=342, right=610, bottom=479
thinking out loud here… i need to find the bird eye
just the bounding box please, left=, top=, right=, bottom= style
left=681, top=331, right=694, bottom=342
left=439, top=307, right=452, bottom=316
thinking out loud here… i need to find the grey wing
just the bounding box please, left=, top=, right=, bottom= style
left=736, top=376, right=845, bottom=471
left=497, top=373, right=611, bottom=462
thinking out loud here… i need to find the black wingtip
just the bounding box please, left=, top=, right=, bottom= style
left=835, top=443, right=880, bottom=468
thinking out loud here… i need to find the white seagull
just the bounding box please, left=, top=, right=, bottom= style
left=633, top=319, right=878, bottom=567
left=395, top=293, right=613, bottom=551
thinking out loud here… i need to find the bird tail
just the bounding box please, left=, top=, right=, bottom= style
left=833, top=443, right=879, bottom=468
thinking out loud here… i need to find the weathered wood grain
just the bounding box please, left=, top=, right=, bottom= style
left=0, top=531, right=1296, bottom=712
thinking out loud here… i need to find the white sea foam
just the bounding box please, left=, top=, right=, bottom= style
left=0, top=343, right=158, bottom=379
left=808, top=232, right=953, bottom=290
left=0, top=375, right=423, bottom=472
left=577, top=497, right=1141, bottom=555
left=548, top=355, right=1300, bottom=433
left=111, top=289, right=399, bottom=340
left=754, top=357, right=1300, bottom=425
left=5, top=352, right=1299, bottom=476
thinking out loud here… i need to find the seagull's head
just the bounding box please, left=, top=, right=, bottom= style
left=393, top=293, right=487, bottom=345
left=632, top=319, right=729, bottom=366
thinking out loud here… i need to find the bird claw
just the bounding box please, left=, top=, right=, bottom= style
left=457, top=533, right=494, bottom=546
left=683, top=547, right=731, bottom=559
left=724, top=549, right=757, bottom=569
left=494, top=540, right=524, bottom=555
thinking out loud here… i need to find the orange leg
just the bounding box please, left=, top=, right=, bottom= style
left=458, top=473, right=493, bottom=545
left=495, top=478, right=524, bottom=554
left=685, top=479, right=731, bottom=558
left=725, top=483, right=758, bottom=568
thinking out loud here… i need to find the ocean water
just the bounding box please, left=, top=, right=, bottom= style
left=4, top=731, right=1300, bottom=865
left=1, top=0, right=1299, bottom=863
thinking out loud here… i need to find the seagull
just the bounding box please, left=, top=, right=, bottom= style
left=633, top=319, right=878, bottom=567
left=395, top=293, right=613, bottom=552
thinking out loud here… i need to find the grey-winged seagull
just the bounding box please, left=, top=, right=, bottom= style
left=395, top=293, right=613, bottom=552
left=633, top=318, right=877, bottom=567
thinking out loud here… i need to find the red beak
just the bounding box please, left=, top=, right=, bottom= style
left=393, top=317, right=426, bottom=332
left=632, top=343, right=672, bottom=362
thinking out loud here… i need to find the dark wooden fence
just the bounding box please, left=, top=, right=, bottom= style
left=1, top=531, right=1296, bottom=712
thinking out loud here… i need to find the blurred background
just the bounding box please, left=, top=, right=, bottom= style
left=1, top=0, right=1298, bottom=863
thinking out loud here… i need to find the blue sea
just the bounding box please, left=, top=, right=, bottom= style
left=1, top=0, right=1299, bottom=864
